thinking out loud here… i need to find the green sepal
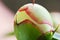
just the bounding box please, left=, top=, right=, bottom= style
left=52, top=38, right=58, bottom=40
left=14, top=22, right=41, bottom=40
left=38, top=32, right=53, bottom=40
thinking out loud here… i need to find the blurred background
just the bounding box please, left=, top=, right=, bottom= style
left=0, top=0, right=60, bottom=40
